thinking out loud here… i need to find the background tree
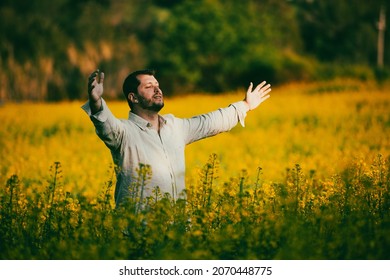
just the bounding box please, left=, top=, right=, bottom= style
left=0, top=0, right=388, bottom=101
left=293, top=0, right=387, bottom=65
left=148, top=0, right=305, bottom=93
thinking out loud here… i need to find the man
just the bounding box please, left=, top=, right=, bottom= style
left=82, top=69, right=271, bottom=207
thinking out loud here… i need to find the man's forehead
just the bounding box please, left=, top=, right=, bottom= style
left=138, top=74, right=158, bottom=84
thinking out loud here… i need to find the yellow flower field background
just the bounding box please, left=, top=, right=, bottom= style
left=1, top=80, right=388, bottom=196
left=0, top=80, right=389, bottom=259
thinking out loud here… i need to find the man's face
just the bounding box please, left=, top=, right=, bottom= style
left=135, top=74, right=164, bottom=112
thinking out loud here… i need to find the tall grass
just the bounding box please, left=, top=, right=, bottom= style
left=0, top=154, right=389, bottom=259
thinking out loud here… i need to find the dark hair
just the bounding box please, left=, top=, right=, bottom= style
left=122, top=69, right=155, bottom=108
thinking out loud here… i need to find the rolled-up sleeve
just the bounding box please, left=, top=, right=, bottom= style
left=182, top=100, right=249, bottom=144
left=81, top=99, right=125, bottom=150
left=230, top=101, right=249, bottom=127
left=81, top=99, right=110, bottom=122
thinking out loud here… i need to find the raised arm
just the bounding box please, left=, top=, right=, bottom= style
left=87, top=69, right=105, bottom=114
left=83, top=70, right=125, bottom=150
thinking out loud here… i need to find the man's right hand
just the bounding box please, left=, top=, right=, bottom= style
left=88, top=69, right=104, bottom=113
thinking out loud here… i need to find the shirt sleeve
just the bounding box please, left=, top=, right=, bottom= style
left=81, top=98, right=125, bottom=150
left=182, top=100, right=249, bottom=145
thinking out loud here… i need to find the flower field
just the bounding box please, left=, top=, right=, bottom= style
left=0, top=80, right=389, bottom=259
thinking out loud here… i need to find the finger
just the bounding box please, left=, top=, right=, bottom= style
left=88, top=69, right=101, bottom=89
left=260, top=88, right=272, bottom=98
left=260, top=84, right=271, bottom=91
left=88, top=69, right=99, bottom=80
left=254, top=81, right=267, bottom=92
left=247, top=82, right=253, bottom=94
left=88, top=79, right=95, bottom=90
left=88, top=75, right=96, bottom=88
left=99, top=72, right=105, bottom=84
left=88, top=85, right=95, bottom=95
left=260, top=86, right=271, bottom=95
left=88, top=75, right=96, bottom=85
left=261, top=94, right=271, bottom=102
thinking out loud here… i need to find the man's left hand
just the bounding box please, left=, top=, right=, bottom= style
left=244, top=81, right=271, bottom=111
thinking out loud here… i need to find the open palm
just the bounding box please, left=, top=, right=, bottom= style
left=244, top=81, right=271, bottom=111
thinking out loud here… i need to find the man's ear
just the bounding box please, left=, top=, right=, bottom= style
left=128, top=92, right=138, bottom=103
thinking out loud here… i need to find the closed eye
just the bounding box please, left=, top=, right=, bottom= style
left=145, top=83, right=159, bottom=89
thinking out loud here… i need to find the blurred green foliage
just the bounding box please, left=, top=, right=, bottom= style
left=0, top=0, right=388, bottom=101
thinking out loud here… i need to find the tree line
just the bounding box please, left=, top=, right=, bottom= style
left=0, top=0, right=388, bottom=101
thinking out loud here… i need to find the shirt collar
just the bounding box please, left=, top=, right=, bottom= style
left=128, top=112, right=167, bottom=130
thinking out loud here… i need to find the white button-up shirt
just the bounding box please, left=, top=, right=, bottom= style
left=82, top=99, right=248, bottom=206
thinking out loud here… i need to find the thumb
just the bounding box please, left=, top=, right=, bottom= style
left=246, top=82, right=253, bottom=95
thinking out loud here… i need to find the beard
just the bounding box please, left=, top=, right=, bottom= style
left=138, top=95, right=164, bottom=112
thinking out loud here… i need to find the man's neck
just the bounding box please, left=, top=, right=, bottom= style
left=133, top=108, right=160, bottom=131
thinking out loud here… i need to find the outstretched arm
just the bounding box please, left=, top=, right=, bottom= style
left=244, top=81, right=271, bottom=111
left=87, top=69, right=105, bottom=114
left=181, top=81, right=271, bottom=144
